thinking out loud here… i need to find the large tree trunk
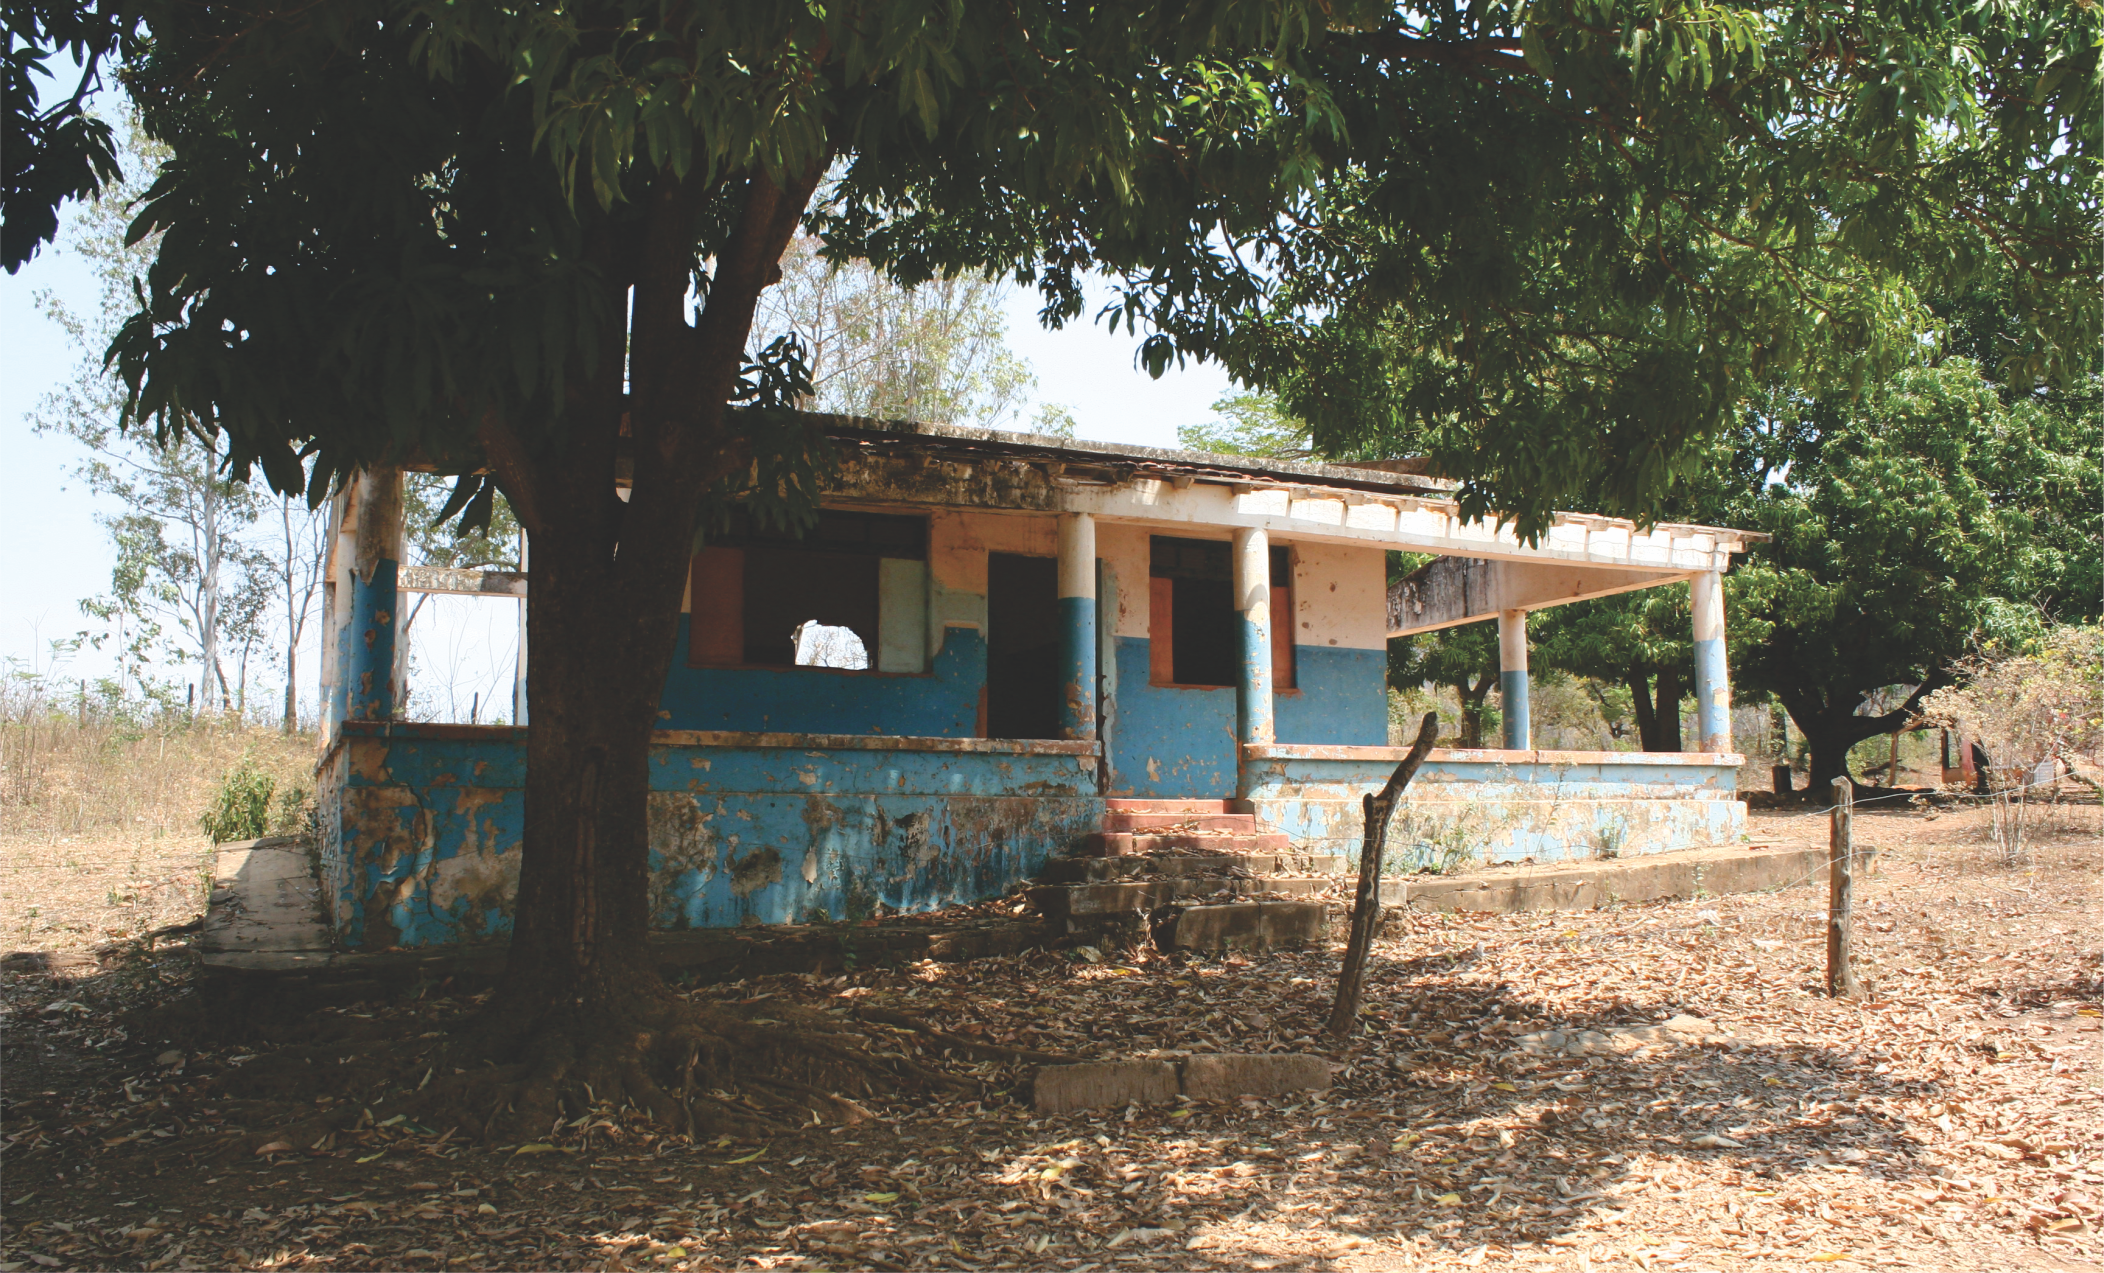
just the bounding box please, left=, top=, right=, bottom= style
left=1652, top=663, right=1683, bottom=753
left=1456, top=670, right=1494, bottom=748
left=1626, top=665, right=1654, bottom=750
left=1781, top=678, right=1948, bottom=797
left=452, top=168, right=828, bottom=1133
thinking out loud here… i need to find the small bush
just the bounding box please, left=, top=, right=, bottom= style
left=270, top=783, right=315, bottom=839
left=200, top=756, right=277, bottom=844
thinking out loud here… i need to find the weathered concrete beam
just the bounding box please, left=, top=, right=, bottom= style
left=1387, top=558, right=1678, bottom=636
left=398, top=566, right=529, bottom=598
left=828, top=449, right=1750, bottom=574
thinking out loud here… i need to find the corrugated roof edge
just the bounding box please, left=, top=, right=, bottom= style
left=807, top=413, right=1768, bottom=545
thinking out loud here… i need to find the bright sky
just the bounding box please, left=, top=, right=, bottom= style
left=0, top=205, right=1236, bottom=712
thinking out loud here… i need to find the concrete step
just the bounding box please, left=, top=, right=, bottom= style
left=1100, top=812, right=1257, bottom=834
left=1154, top=901, right=1329, bottom=953
left=1040, top=853, right=1347, bottom=884
left=1081, top=830, right=1288, bottom=857
left=1041, top=853, right=1281, bottom=883
left=1104, top=798, right=1236, bottom=814
left=1028, top=875, right=1332, bottom=917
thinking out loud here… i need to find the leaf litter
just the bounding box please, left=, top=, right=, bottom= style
left=0, top=799, right=2097, bottom=1271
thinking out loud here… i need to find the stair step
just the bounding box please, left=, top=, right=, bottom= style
left=1081, top=831, right=1288, bottom=857
left=1040, top=854, right=1287, bottom=884
left=1028, top=876, right=1333, bottom=917
left=1098, top=813, right=1258, bottom=834
left=1104, top=798, right=1235, bottom=814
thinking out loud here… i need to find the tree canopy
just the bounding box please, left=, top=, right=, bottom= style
left=1721, top=356, right=2100, bottom=789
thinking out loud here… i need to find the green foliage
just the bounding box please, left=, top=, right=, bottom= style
left=199, top=754, right=275, bottom=844
left=1094, top=1, right=2101, bottom=537
left=199, top=751, right=313, bottom=843
left=1388, top=620, right=1499, bottom=747
left=1177, top=392, right=1310, bottom=458
left=1721, top=357, right=2100, bottom=784
left=1531, top=590, right=1693, bottom=752
left=3, top=0, right=129, bottom=270
left=755, top=234, right=1038, bottom=429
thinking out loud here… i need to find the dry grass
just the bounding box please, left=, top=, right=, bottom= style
left=0, top=699, right=315, bottom=954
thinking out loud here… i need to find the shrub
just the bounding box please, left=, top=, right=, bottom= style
left=199, top=755, right=277, bottom=844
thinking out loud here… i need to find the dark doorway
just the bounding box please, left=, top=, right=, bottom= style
left=986, top=552, right=1062, bottom=740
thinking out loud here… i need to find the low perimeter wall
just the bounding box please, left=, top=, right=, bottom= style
left=1242, top=744, right=1745, bottom=867
left=318, top=723, right=1101, bottom=948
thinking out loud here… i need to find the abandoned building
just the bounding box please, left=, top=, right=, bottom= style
left=313, top=418, right=1755, bottom=949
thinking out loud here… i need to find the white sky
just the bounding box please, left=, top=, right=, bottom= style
left=0, top=207, right=1235, bottom=717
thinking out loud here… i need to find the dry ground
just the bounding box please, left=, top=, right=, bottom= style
left=1, top=796, right=2099, bottom=1273
left=0, top=717, right=314, bottom=959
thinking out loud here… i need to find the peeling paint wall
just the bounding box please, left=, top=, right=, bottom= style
left=1245, top=748, right=1745, bottom=866
left=323, top=724, right=1099, bottom=947
left=1101, top=530, right=1390, bottom=798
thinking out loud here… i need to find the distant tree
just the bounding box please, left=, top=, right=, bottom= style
left=753, top=234, right=1036, bottom=429
left=30, top=148, right=274, bottom=711
left=1177, top=391, right=1310, bottom=458
left=272, top=494, right=327, bottom=732
left=1530, top=590, right=1692, bottom=753
left=1722, top=359, right=2100, bottom=791
left=1387, top=621, right=1499, bottom=749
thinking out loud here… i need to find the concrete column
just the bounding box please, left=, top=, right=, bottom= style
left=1691, top=569, right=1732, bottom=752
left=1232, top=527, right=1275, bottom=747
left=1499, top=608, right=1530, bottom=751
left=1056, top=512, right=1097, bottom=740
left=320, top=487, right=356, bottom=744
left=345, top=466, right=405, bottom=722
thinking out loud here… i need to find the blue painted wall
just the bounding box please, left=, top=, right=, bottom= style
left=648, top=744, right=1096, bottom=928
left=1276, top=645, right=1389, bottom=749
left=1245, top=752, right=1744, bottom=866
left=1106, top=637, right=1237, bottom=798
left=327, top=727, right=1099, bottom=947
left=658, top=616, right=984, bottom=735
left=1106, top=638, right=1388, bottom=798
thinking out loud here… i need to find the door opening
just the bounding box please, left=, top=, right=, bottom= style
left=986, top=552, right=1062, bottom=740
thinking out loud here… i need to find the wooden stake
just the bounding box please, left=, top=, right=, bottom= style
left=1328, top=711, right=1440, bottom=1037
left=1827, top=777, right=1860, bottom=999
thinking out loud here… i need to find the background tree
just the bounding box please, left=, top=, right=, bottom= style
left=753, top=233, right=1036, bottom=429
left=1530, top=590, right=1692, bottom=753
left=1077, top=2, right=2100, bottom=537
left=1721, top=358, right=2100, bottom=792
left=1176, top=390, right=1312, bottom=459
left=1386, top=621, right=1500, bottom=748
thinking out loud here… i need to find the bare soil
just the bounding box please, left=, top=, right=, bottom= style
left=2, top=797, right=2098, bottom=1273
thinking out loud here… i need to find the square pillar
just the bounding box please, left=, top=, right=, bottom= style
left=1691, top=569, right=1732, bottom=752
left=1498, top=608, right=1530, bottom=751
left=345, top=466, right=405, bottom=722
left=1056, top=512, right=1097, bottom=740
left=1232, top=527, right=1275, bottom=747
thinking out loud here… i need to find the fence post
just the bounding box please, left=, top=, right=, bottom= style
left=1827, top=777, right=1860, bottom=999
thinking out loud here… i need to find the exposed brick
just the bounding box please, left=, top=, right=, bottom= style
left=1032, top=1061, right=1180, bottom=1114
left=1180, top=1053, right=1333, bottom=1101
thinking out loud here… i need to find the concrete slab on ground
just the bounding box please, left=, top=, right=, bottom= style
left=1380, top=842, right=1828, bottom=914
left=197, top=837, right=335, bottom=970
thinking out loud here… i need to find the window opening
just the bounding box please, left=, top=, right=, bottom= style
left=793, top=621, right=869, bottom=669
left=1149, top=536, right=1293, bottom=688
left=689, top=510, right=925, bottom=670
